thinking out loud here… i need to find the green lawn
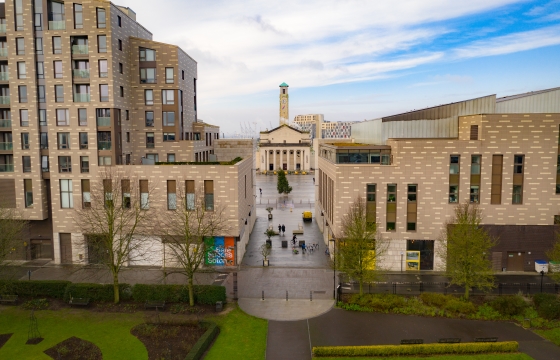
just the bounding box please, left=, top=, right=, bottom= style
left=204, top=305, right=268, bottom=360
left=535, top=327, right=560, bottom=346
left=328, top=355, right=532, bottom=360
left=0, top=307, right=147, bottom=360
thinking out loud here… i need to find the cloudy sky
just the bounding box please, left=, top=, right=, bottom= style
left=115, top=0, right=560, bottom=135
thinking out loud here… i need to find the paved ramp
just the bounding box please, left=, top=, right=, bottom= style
left=239, top=298, right=334, bottom=321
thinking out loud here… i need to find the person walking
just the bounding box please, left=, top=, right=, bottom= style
left=281, top=224, right=285, bottom=235
left=278, top=224, right=281, bottom=234
left=259, top=188, right=262, bottom=196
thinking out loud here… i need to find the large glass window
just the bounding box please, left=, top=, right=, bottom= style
left=15, top=0, right=24, bottom=31
left=47, top=0, right=66, bottom=30
left=35, top=37, right=43, bottom=54
left=140, top=68, right=156, bottom=83
left=19, top=109, right=28, bottom=126
left=145, top=89, right=153, bottom=105
left=21, top=132, right=29, bottom=149
left=145, top=111, right=154, bottom=127
left=24, top=179, right=33, bottom=207
left=471, top=155, right=481, bottom=174
left=55, top=84, right=64, bottom=102
left=18, top=85, right=27, bottom=103
left=54, top=60, right=63, bottom=78
left=162, top=90, right=174, bottom=104
left=74, top=4, right=83, bottom=29
left=22, top=157, right=31, bottom=173
left=80, top=156, right=89, bottom=173
left=96, top=8, right=106, bottom=28
left=514, top=155, right=524, bottom=174
left=204, top=180, right=214, bottom=211
left=165, top=67, right=174, bottom=83
left=163, top=133, right=175, bottom=141
left=37, top=62, right=45, bottom=78
left=40, top=132, right=48, bottom=149
left=79, top=132, right=88, bottom=149
left=139, top=48, right=155, bottom=61
left=99, top=84, right=109, bottom=102
left=146, top=133, right=154, bottom=148
left=513, top=185, right=523, bottom=204
left=37, top=85, right=46, bottom=103
left=58, top=156, right=72, bottom=172
left=78, top=108, right=87, bottom=126
left=16, top=37, right=25, bottom=55
left=57, top=132, right=70, bottom=149
left=39, top=109, right=47, bottom=126
left=98, top=59, right=108, bottom=77
left=17, top=62, right=26, bottom=79
left=162, top=111, right=175, bottom=126
left=97, top=35, right=107, bottom=53
left=60, top=179, right=73, bottom=208
left=52, top=36, right=62, bottom=54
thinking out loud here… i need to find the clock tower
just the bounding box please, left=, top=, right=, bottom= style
left=279, top=82, right=289, bottom=125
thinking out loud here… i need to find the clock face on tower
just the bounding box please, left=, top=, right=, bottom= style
left=282, top=98, right=287, bottom=104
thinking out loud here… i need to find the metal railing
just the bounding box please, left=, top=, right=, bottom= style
left=146, top=143, right=155, bottom=149
left=96, top=117, right=111, bottom=127
left=0, top=49, right=7, bottom=57
left=0, top=164, right=14, bottom=172
left=71, top=45, right=89, bottom=55
left=72, top=69, right=90, bottom=78
left=0, top=24, right=6, bottom=33
left=97, top=141, right=111, bottom=150
left=73, top=93, right=90, bottom=103
left=0, top=142, right=13, bottom=151
left=0, top=72, right=9, bottom=81
left=0, top=119, right=11, bottom=127
left=0, top=96, right=10, bottom=105
left=48, top=21, right=65, bottom=30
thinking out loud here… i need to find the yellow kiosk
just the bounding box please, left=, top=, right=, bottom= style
left=406, top=251, right=420, bottom=270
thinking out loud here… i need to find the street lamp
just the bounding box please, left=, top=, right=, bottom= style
left=329, top=238, right=336, bottom=300
left=540, top=270, right=545, bottom=293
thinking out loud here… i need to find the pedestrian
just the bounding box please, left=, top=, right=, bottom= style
left=281, top=224, right=285, bottom=235
left=278, top=224, right=281, bottom=234
left=259, top=188, right=262, bottom=196
left=292, top=234, right=297, bottom=244
left=313, top=177, right=315, bottom=184
left=302, top=243, right=306, bottom=253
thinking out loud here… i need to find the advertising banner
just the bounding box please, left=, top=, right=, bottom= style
left=204, top=236, right=236, bottom=266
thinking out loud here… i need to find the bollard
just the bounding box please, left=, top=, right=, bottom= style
left=310, top=291, right=312, bottom=302
left=262, top=290, right=264, bottom=301
left=286, top=290, right=288, bottom=301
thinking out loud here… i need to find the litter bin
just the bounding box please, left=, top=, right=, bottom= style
left=550, top=261, right=560, bottom=273
left=215, top=301, right=223, bottom=312
left=535, top=260, right=548, bottom=273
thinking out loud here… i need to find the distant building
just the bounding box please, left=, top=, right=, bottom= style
left=293, top=114, right=356, bottom=139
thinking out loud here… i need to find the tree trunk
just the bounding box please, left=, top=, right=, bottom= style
left=359, top=280, right=363, bottom=296
left=188, top=276, right=195, bottom=307
left=464, top=285, right=470, bottom=300
left=113, top=273, right=120, bottom=304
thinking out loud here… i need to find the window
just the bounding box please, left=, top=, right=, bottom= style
left=58, top=156, right=72, bottom=172
left=52, top=36, right=62, bottom=54
left=74, top=4, right=83, bottom=28
left=54, top=60, right=63, bottom=78
left=163, top=133, right=175, bottom=141
left=513, top=185, right=523, bottom=204
left=166, top=68, right=174, bottom=83
left=120, top=179, right=130, bottom=209
left=79, top=132, right=88, bottom=149
left=119, top=86, right=124, bottom=97
left=58, top=133, right=70, bottom=149
left=386, top=184, right=396, bottom=231
left=15, top=0, right=24, bottom=31
left=23, top=156, right=31, bottom=172
left=34, top=0, right=43, bottom=30
left=118, top=39, right=122, bottom=51
left=126, top=132, right=130, bottom=143
left=21, top=133, right=29, bottom=149
left=145, top=111, right=154, bottom=127
left=18, top=85, right=27, bottom=103
left=162, top=111, right=175, bottom=126
left=40, top=132, right=48, bottom=149
left=140, top=180, right=149, bottom=209
left=37, top=62, right=45, bottom=78
left=162, top=90, right=174, bottom=104
left=125, top=110, right=129, bottom=120
left=24, top=179, right=33, bottom=207
left=117, top=15, right=122, bottom=27
left=19, top=109, right=28, bottom=126
left=96, top=108, right=110, bottom=126
left=39, top=109, right=47, bottom=126
left=47, top=0, right=65, bottom=30
left=204, top=180, right=214, bottom=211
left=470, top=185, right=480, bottom=203
left=449, top=155, right=460, bottom=203
left=60, top=180, right=73, bottom=208
left=97, top=131, right=111, bottom=150
left=17, top=62, right=26, bottom=79
left=407, top=184, right=417, bottom=202
left=99, top=84, right=109, bottom=102
left=99, top=59, right=108, bottom=77
left=56, top=109, right=69, bottom=126
left=55, top=84, right=64, bottom=102
left=387, top=185, right=396, bottom=202
left=97, top=35, right=107, bottom=53
left=167, top=180, right=176, bottom=210
left=98, top=156, right=111, bottom=166
left=146, top=133, right=154, bottom=148
left=81, top=179, right=90, bottom=208
left=139, top=48, right=155, bottom=61
left=119, top=63, right=123, bottom=74
left=182, top=70, right=185, bottom=80
left=555, top=215, right=560, bottom=225
left=167, top=154, right=175, bottom=162
left=97, top=8, right=106, bottom=28
left=449, top=185, right=459, bottom=203
left=80, top=156, right=89, bottom=173
left=16, top=37, right=25, bottom=55
left=40, top=155, right=49, bottom=173
left=366, top=184, right=376, bottom=225
left=450, top=155, right=460, bottom=174
left=470, top=125, right=479, bottom=140
left=35, top=37, right=43, bottom=54
left=491, top=155, right=503, bottom=204
left=78, top=108, right=87, bottom=126
left=514, top=155, right=524, bottom=174
left=145, top=90, right=153, bottom=105
left=140, top=68, right=156, bottom=83
left=471, top=155, right=481, bottom=175
left=37, top=85, right=46, bottom=103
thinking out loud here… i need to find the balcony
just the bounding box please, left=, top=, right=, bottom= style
left=0, top=119, right=11, bottom=128
left=96, top=117, right=111, bottom=127
left=0, top=164, right=13, bottom=172
left=146, top=143, right=155, bottom=149
left=0, top=96, right=10, bottom=105
left=0, top=24, right=6, bottom=34
left=72, top=45, right=89, bottom=55
left=49, top=21, right=65, bottom=30
left=0, top=72, right=8, bottom=81
left=0, top=142, right=13, bottom=151
left=0, top=49, right=7, bottom=57
left=73, top=93, right=90, bottom=103
left=97, top=141, right=111, bottom=150
left=72, top=69, right=90, bottom=79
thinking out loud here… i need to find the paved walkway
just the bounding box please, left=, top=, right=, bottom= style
left=238, top=298, right=334, bottom=321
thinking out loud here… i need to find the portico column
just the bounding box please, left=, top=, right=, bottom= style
left=303, top=150, right=306, bottom=171
left=265, top=149, right=268, bottom=171
left=293, top=149, right=297, bottom=171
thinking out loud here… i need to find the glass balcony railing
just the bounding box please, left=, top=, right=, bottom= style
left=0, top=164, right=14, bottom=172
left=73, top=93, right=90, bottom=103
left=0, top=72, right=8, bottom=81
left=0, top=142, right=13, bottom=150
left=0, top=96, right=10, bottom=105
left=73, top=69, right=90, bottom=78
left=49, top=20, right=65, bottom=30
left=0, top=119, right=11, bottom=127
left=146, top=143, right=155, bottom=149
left=72, top=45, right=89, bottom=55
left=97, top=141, right=112, bottom=150
left=0, top=24, right=6, bottom=34
left=0, top=48, right=7, bottom=57
left=96, top=117, right=111, bottom=127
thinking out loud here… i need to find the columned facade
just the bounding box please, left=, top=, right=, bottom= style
left=261, top=146, right=309, bottom=171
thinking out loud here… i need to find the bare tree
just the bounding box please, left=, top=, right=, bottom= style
left=75, top=168, right=156, bottom=303
left=0, top=204, right=28, bottom=277
left=160, top=183, right=229, bottom=306
left=335, top=196, right=388, bottom=295
left=546, top=232, right=560, bottom=283
left=437, top=202, right=496, bottom=299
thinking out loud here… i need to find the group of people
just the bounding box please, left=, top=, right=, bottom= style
left=278, top=224, right=286, bottom=235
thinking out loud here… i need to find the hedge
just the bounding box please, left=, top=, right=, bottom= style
left=312, top=341, right=519, bottom=357
left=131, top=284, right=226, bottom=305
left=63, top=283, right=132, bottom=302
left=184, top=322, right=219, bottom=360
left=0, top=280, right=71, bottom=299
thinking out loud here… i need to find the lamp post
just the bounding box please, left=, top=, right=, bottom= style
left=400, top=252, right=404, bottom=272
left=329, top=238, right=336, bottom=300
left=540, top=270, right=545, bottom=293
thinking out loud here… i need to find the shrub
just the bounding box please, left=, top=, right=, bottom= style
left=474, top=303, right=503, bottom=320
left=194, top=285, right=226, bottom=304
left=443, top=299, right=477, bottom=315
left=489, top=295, right=528, bottom=317
left=533, top=293, right=558, bottom=308
left=22, top=298, right=49, bottom=310
left=0, top=280, right=71, bottom=299
left=537, top=299, right=560, bottom=320
left=348, top=294, right=406, bottom=312
left=419, top=293, right=453, bottom=308
left=185, top=322, right=219, bottom=360
left=131, top=284, right=226, bottom=305
left=63, top=283, right=132, bottom=302
left=312, top=341, right=519, bottom=357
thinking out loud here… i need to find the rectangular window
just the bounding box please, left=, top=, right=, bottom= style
left=162, top=111, right=175, bottom=126
left=60, top=179, right=73, bottom=208
left=167, top=154, right=175, bottom=162
left=58, top=156, right=72, bottom=173
left=119, top=86, right=124, bottom=97
left=145, top=111, right=154, bottom=127
left=17, top=62, right=26, bottom=79
left=52, top=36, right=62, bottom=54
left=512, top=155, right=524, bottom=205
left=145, top=90, right=153, bottom=105
left=117, top=15, right=122, bottom=27
left=57, top=132, right=70, bottom=149
left=54, top=60, right=63, bottom=78
left=97, top=35, right=107, bottom=53
left=19, top=109, right=28, bottom=126
left=366, top=184, right=376, bottom=225
left=47, top=0, right=65, bottom=30
left=182, top=70, right=185, bottom=80
left=470, top=124, right=479, bottom=140
left=21, top=132, right=29, bottom=149
left=125, top=110, right=129, bottom=120
left=513, top=185, right=523, bottom=204
left=165, top=67, right=174, bottom=83
left=470, top=185, right=480, bottom=203
left=386, top=184, right=396, bottom=231
left=74, top=4, right=83, bottom=29
left=80, top=156, right=89, bottom=173
left=186, top=180, right=195, bottom=210
left=96, top=108, right=110, bottom=126
left=119, top=63, right=123, bottom=74
left=118, top=39, right=122, bottom=51
left=37, top=62, right=45, bottom=78
left=16, top=37, right=25, bottom=55
left=98, top=156, right=111, bottom=166
left=491, top=155, right=503, bottom=204
left=40, top=132, right=48, bottom=149
left=24, top=179, right=33, bottom=207
left=471, top=155, right=481, bottom=175
left=55, top=84, right=64, bottom=102
left=97, top=8, right=106, bottom=28
left=97, top=131, right=111, bottom=150
left=56, top=109, right=69, bottom=126
left=449, top=155, right=460, bottom=203
left=140, top=68, right=156, bottom=83
left=39, top=109, right=47, bottom=126
left=121, top=179, right=131, bottom=209
left=514, top=155, right=524, bottom=174
left=79, top=132, right=88, bottom=149
left=126, top=132, right=130, bottom=143
left=163, top=133, right=175, bottom=142
left=140, top=180, right=149, bottom=209
left=167, top=180, right=177, bottom=210
left=146, top=133, right=154, bottom=148
left=99, top=59, right=108, bottom=77
left=37, top=85, right=46, bottom=103
left=204, top=180, right=214, bottom=211
left=35, top=37, right=43, bottom=54
left=470, top=155, right=481, bottom=204
left=449, top=155, right=460, bottom=174
left=15, top=0, right=24, bottom=31
left=18, top=85, right=27, bottom=103
left=162, top=90, right=174, bottom=104
left=81, top=179, right=90, bottom=208
left=139, top=48, right=156, bottom=61
left=41, top=155, right=49, bottom=172
left=78, top=108, right=87, bottom=126
left=22, top=156, right=31, bottom=172
left=99, top=84, right=109, bottom=102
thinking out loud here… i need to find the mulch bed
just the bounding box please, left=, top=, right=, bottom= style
left=44, top=336, right=102, bottom=360
left=131, top=323, right=206, bottom=360
left=0, top=333, right=12, bottom=349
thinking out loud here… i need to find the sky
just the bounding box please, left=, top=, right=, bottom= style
left=114, top=0, right=560, bottom=136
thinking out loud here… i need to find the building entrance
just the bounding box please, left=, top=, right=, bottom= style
left=407, top=240, right=434, bottom=270
left=507, top=252, right=525, bottom=271
left=269, top=164, right=274, bottom=170
left=30, top=239, right=53, bottom=260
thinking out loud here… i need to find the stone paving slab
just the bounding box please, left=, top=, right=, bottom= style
left=267, top=320, right=311, bottom=360
left=239, top=298, right=334, bottom=321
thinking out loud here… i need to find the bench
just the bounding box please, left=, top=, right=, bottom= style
left=0, top=295, right=18, bottom=305
left=292, top=229, right=304, bottom=235
left=69, top=297, right=90, bottom=307
left=400, top=339, right=423, bottom=345
left=145, top=300, right=165, bottom=310
left=438, top=338, right=461, bottom=343
left=474, top=337, right=498, bottom=342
